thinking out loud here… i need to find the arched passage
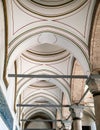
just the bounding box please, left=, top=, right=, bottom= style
left=8, top=28, right=90, bottom=74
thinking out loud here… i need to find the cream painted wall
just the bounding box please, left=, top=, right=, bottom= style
left=0, top=117, right=9, bottom=130
left=7, top=62, right=15, bottom=111
left=0, top=1, right=5, bottom=80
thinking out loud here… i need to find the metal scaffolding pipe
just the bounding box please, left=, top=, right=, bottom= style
left=78, top=88, right=89, bottom=104
left=17, top=104, right=70, bottom=107
left=8, top=74, right=88, bottom=79
left=21, top=119, right=64, bottom=122
left=8, top=74, right=100, bottom=79
left=23, top=129, right=56, bottom=130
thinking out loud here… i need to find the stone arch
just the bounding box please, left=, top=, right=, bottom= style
left=24, top=108, right=55, bottom=121
left=22, top=92, right=61, bottom=107
left=16, top=69, right=71, bottom=105
left=90, top=2, right=100, bottom=73
left=21, top=92, right=62, bottom=118
left=8, top=27, right=90, bottom=74
left=0, top=1, right=5, bottom=80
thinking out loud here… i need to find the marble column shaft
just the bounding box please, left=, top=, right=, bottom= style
left=86, top=77, right=100, bottom=130
left=69, top=105, right=83, bottom=130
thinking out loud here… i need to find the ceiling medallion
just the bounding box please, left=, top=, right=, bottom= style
left=16, top=0, right=87, bottom=17
left=30, top=0, right=73, bottom=7
left=22, top=43, right=70, bottom=62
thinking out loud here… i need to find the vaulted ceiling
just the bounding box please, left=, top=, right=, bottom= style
left=3, top=0, right=98, bottom=129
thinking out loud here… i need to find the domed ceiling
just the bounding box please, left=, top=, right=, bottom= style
left=23, top=44, right=70, bottom=62
left=30, top=0, right=73, bottom=6
left=16, top=0, right=87, bottom=17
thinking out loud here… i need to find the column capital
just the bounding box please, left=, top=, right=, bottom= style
left=86, top=77, right=100, bottom=96
left=63, top=120, right=72, bottom=130
left=69, top=105, right=84, bottom=120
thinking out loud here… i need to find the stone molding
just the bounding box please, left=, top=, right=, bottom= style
left=86, top=77, right=100, bottom=95
left=69, top=105, right=84, bottom=119
left=63, top=120, right=72, bottom=130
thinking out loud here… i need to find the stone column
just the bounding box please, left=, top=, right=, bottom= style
left=69, top=105, right=84, bottom=130
left=86, top=77, right=100, bottom=130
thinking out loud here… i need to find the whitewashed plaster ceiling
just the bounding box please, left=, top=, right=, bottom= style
left=23, top=44, right=69, bottom=62
left=6, top=0, right=96, bottom=129
left=16, top=0, right=87, bottom=17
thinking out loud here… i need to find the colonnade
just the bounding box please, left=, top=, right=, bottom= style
left=58, top=104, right=83, bottom=130
left=87, top=77, right=100, bottom=130
left=62, top=77, right=100, bottom=130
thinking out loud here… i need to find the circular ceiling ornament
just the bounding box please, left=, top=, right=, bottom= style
left=30, top=80, right=56, bottom=88
left=31, top=0, right=73, bottom=7
left=22, top=44, right=70, bottom=62
left=16, top=0, right=87, bottom=17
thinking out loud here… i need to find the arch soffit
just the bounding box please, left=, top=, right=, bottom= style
left=8, top=27, right=90, bottom=74
left=90, top=2, right=100, bottom=72
left=17, top=65, right=70, bottom=92
left=21, top=92, right=61, bottom=118
left=19, top=92, right=62, bottom=113
left=16, top=79, right=70, bottom=104
left=16, top=69, right=71, bottom=104
left=24, top=108, right=56, bottom=121
left=22, top=92, right=61, bottom=106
